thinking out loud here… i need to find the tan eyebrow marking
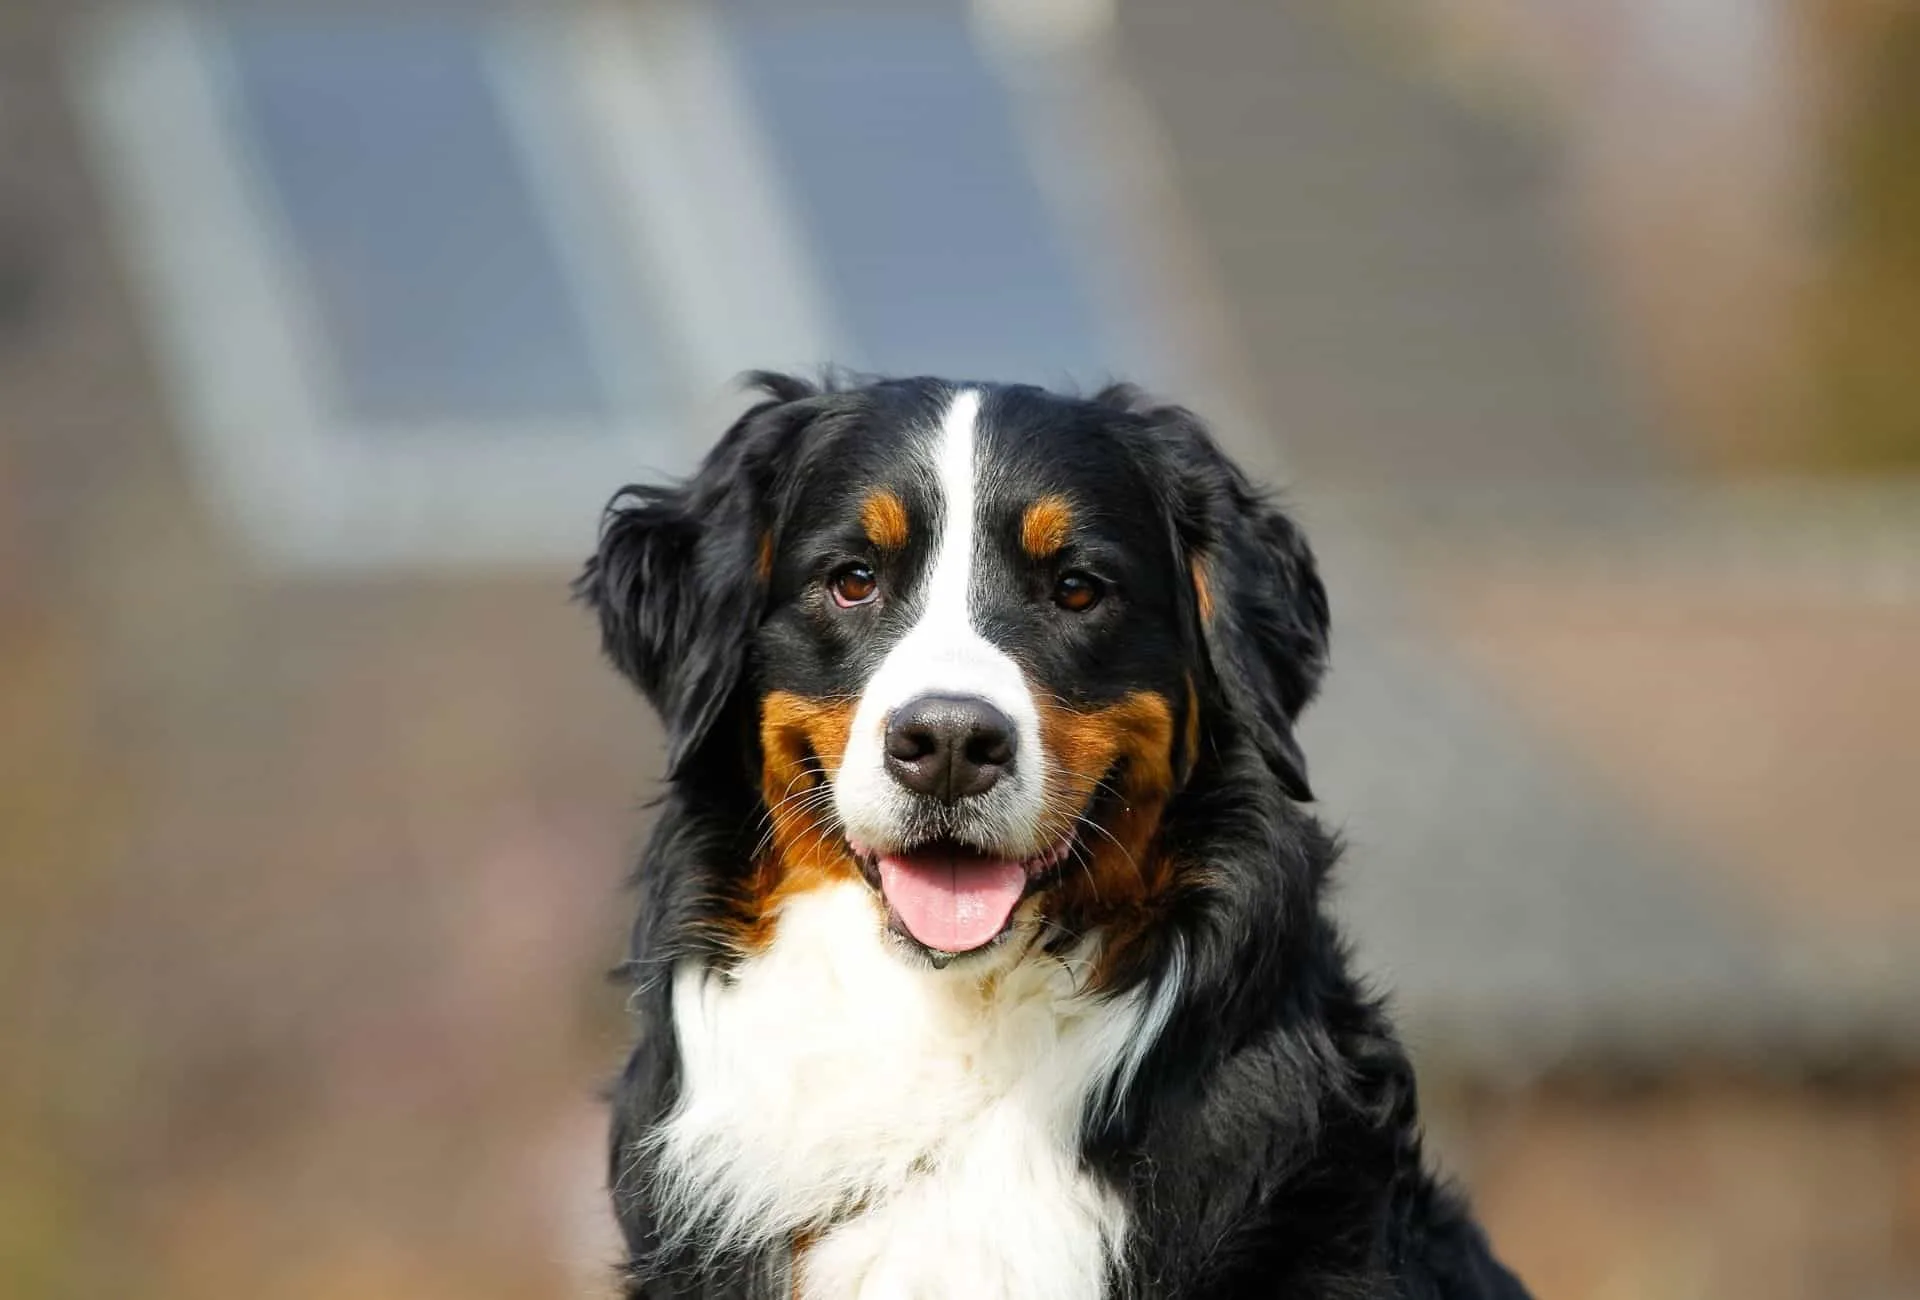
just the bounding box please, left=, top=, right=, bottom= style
left=860, top=489, right=910, bottom=551
left=1020, top=495, right=1073, bottom=559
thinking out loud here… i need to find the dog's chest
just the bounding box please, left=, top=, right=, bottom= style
left=658, top=883, right=1134, bottom=1299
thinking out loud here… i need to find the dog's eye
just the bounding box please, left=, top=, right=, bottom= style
left=1053, top=571, right=1103, bottom=613
left=829, top=563, right=879, bottom=608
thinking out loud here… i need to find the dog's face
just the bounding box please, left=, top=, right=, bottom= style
left=757, top=385, right=1198, bottom=962
left=581, top=376, right=1327, bottom=970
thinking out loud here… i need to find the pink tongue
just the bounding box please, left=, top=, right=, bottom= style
left=878, top=852, right=1028, bottom=953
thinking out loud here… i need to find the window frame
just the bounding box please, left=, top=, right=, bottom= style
left=75, top=1, right=839, bottom=570
left=75, top=0, right=1216, bottom=569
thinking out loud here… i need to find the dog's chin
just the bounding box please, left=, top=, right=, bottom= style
left=847, top=834, right=1074, bottom=968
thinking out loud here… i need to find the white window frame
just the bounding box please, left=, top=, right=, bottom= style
left=74, top=0, right=841, bottom=571
left=76, top=0, right=1233, bottom=569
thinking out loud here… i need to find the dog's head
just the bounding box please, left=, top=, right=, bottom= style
left=580, top=375, right=1327, bottom=968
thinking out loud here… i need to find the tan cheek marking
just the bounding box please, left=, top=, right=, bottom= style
left=737, top=691, right=862, bottom=952
left=759, top=691, right=855, bottom=801
left=757, top=532, right=775, bottom=584
left=1020, top=495, right=1074, bottom=559
left=1037, top=692, right=1180, bottom=972
left=860, top=490, right=910, bottom=552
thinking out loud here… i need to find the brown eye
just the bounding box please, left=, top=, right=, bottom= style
left=829, top=563, right=878, bottom=608
left=1053, top=571, right=1103, bottom=612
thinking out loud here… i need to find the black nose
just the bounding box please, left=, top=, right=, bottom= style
left=884, top=694, right=1017, bottom=802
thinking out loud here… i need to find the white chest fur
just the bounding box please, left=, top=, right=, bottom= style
left=653, top=882, right=1142, bottom=1299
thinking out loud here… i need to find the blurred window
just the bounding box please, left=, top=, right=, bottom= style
left=225, top=13, right=629, bottom=426
left=75, top=1, right=1150, bottom=568
left=722, top=1, right=1105, bottom=383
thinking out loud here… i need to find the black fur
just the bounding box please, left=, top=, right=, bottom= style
left=581, top=374, right=1531, bottom=1299
left=576, top=372, right=818, bottom=777
left=1102, top=383, right=1329, bottom=802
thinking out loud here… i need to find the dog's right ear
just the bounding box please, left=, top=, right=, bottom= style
left=575, top=373, right=818, bottom=776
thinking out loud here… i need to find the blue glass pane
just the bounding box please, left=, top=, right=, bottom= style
left=722, top=2, right=1108, bottom=385
left=225, top=13, right=611, bottom=423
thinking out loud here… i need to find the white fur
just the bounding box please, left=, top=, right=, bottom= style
left=655, top=882, right=1143, bottom=1298
left=834, top=387, right=1052, bottom=860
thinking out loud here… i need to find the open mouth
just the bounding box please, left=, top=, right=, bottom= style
left=849, top=837, right=1073, bottom=957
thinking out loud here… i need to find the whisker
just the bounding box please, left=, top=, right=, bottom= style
left=1077, top=811, right=1146, bottom=885
left=1066, top=836, right=1102, bottom=902
left=748, top=783, right=842, bottom=861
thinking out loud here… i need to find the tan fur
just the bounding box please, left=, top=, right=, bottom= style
left=1191, top=557, right=1213, bottom=623
left=1020, top=495, right=1074, bottom=559
left=860, top=490, right=910, bottom=552
left=743, top=692, right=862, bottom=950
left=1036, top=691, right=1181, bottom=984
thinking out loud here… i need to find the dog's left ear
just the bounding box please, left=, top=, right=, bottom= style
left=1194, top=488, right=1329, bottom=800
left=575, top=373, right=818, bottom=777
left=1115, top=390, right=1330, bottom=800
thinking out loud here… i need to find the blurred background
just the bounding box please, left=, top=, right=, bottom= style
left=3, top=0, right=1918, bottom=1296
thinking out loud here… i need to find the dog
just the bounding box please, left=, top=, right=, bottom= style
left=579, top=373, right=1532, bottom=1299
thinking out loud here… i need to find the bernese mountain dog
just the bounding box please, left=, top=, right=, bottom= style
left=579, top=373, right=1532, bottom=1299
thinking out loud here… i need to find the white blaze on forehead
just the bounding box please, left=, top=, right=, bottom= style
left=834, top=388, right=1049, bottom=858
left=924, top=387, right=982, bottom=639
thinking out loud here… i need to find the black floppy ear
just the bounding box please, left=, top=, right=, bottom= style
left=1114, top=390, right=1330, bottom=800
left=575, top=373, right=818, bottom=776
left=1192, top=488, right=1329, bottom=800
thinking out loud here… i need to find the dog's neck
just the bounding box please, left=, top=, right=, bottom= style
left=652, top=880, right=1147, bottom=1299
